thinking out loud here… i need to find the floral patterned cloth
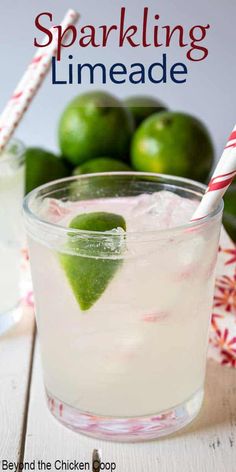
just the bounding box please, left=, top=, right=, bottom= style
left=20, top=230, right=236, bottom=368
left=209, top=229, right=236, bottom=367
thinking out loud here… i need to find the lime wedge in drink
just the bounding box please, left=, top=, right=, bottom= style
left=60, top=212, right=126, bottom=311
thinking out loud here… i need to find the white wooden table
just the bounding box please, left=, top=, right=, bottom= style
left=1, top=310, right=236, bottom=472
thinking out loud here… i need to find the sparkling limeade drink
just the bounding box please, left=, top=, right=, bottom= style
left=0, top=140, right=25, bottom=334
left=23, top=173, right=222, bottom=441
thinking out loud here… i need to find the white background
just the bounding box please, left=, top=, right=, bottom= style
left=0, top=0, right=235, bottom=160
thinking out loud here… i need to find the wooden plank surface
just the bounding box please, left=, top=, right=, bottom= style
left=0, top=308, right=35, bottom=462
left=23, top=342, right=236, bottom=472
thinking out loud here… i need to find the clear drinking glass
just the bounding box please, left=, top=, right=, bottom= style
left=0, top=139, right=25, bottom=334
left=23, top=173, right=223, bottom=441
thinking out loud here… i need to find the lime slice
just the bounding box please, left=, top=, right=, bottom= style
left=60, top=212, right=126, bottom=311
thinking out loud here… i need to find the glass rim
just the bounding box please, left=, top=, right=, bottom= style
left=23, top=172, right=224, bottom=239
left=0, top=138, right=25, bottom=165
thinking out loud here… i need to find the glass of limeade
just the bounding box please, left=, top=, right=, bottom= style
left=0, top=139, right=25, bottom=335
left=23, top=172, right=222, bottom=441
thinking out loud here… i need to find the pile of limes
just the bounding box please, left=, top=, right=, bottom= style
left=25, top=90, right=235, bottom=240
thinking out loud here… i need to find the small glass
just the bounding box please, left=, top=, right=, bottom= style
left=23, top=173, right=223, bottom=441
left=0, top=139, right=25, bottom=335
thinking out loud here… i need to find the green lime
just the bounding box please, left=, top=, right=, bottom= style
left=73, top=157, right=131, bottom=175
left=223, top=213, right=236, bottom=242
left=58, top=91, right=134, bottom=166
left=223, top=181, right=236, bottom=241
left=25, top=147, right=69, bottom=194
left=124, top=96, right=167, bottom=128
left=223, top=182, right=236, bottom=216
left=60, top=212, right=126, bottom=311
left=131, top=112, right=214, bottom=183
left=70, top=158, right=131, bottom=200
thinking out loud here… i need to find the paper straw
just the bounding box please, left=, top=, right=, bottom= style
left=192, top=126, right=236, bottom=220
left=0, top=9, right=79, bottom=152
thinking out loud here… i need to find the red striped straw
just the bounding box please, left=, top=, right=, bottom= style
left=192, top=125, right=236, bottom=220
left=0, top=9, right=79, bottom=153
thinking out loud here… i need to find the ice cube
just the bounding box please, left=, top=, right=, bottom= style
left=128, top=191, right=197, bottom=231
left=36, top=198, right=71, bottom=224
left=181, top=236, right=205, bottom=265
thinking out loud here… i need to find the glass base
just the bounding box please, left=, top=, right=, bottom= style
left=46, top=388, right=203, bottom=441
left=0, top=302, right=22, bottom=336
